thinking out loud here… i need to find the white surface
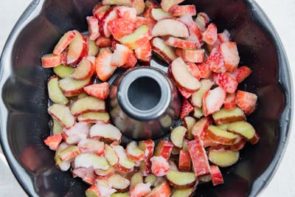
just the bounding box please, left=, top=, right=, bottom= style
left=0, top=0, right=295, bottom=196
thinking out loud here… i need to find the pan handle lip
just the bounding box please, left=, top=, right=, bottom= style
left=0, top=1, right=43, bottom=197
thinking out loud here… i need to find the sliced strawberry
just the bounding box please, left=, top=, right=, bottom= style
left=93, top=4, right=111, bottom=20
left=188, top=136, right=210, bottom=176
left=139, top=140, right=155, bottom=176
left=95, top=37, right=112, bottom=47
left=72, top=168, right=96, bottom=185
left=100, top=8, right=118, bottom=37
left=155, top=140, right=173, bottom=160
left=150, top=156, right=170, bottom=176
left=165, top=37, right=196, bottom=49
left=122, top=51, right=138, bottom=68
left=218, top=30, right=230, bottom=43
left=178, top=49, right=205, bottom=63
left=67, top=31, right=88, bottom=65
left=84, top=82, right=110, bottom=100
left=130, top=183, right=151, bottom=197
left=197, top=63, right=211, bottom=79
left=87, top=16, right=100, bottom=41
left=233, top=66, right=252, bottom=83
left=202, top=87, right=226, bottom=116
left=108, top=18, right=135, bottom=40
left=169, top=5, right=196, bottom=17
left=214, top=73, right=238, bottom=94
left=146, top=181, right=171, bottom=197
left=202, top=23, right=218, bottom=45
left=115, top=6, right=137, bottom=20
left=135, top=40, right=152, bottom=62
left=111, top=44, right=132, bottom=67
left=224, top=93, right=236, bottom=109
left=220, top=41, right=240, bottom=72
left=210, top=165, right=224, bottom=186
left=180, top=100, right=194, bottom=119
left=178, top=86, right=193, bottom=99
left=235, top=90, right=257, bottom=114
left=178, top=150, right=191, bottom=171
left=53, top=30, right=76, bottom=55
left=95, top=48, right=117, bottom=81
left=41, top=54, right=61, bottom=68
left=206, top=46, right=226, bottom=73
left=44, top=134, right=62, bottom=151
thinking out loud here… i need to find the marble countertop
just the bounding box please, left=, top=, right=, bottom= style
left=0, top=0, right=294, bottom=196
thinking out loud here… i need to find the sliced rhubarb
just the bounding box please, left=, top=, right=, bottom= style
left=90, top=123, right=122, bottom=142
left=71, top=96, right=106, bottom=115
left=48, top=104, right=75, bottom=128
left=208, top=149, right=239, bottom=167
left=152, top=19, right=189, bottom=38
left=48, top=76, right=68, bottom=105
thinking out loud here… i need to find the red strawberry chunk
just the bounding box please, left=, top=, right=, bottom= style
left=122, top=52, right=138, bottom=68
left=206, top=47, right=226, bottom=73
left=218, top=30, right=230, bottom=43
left=178, top=49, right=205, bottom=63
left=150, top=156, right=170, bottom=176
left=84, top=82, right=110, bottom=100
left=108, top=18, right=135, bottom=40
left=169, top=5, right=197, bottom=17
left=187, top=62, right=201, bottom=79
left=165, top=37, right=197, bottom=49
left=101, top=8, right=118, bottom=37
left=188, top=136, right=210, bottom=176
left=220, top=41, right=240, bottom=72
left=95, top=37, right=112, bottom=48
left=135, top=40, right=152, bottom=62
left=178, top=150, right=191, bottom=171
left=202, top=87, right=226, bottom=116
left=178, top=15, right=202, bottom=46
left=95, top=48, right=117, bottom=81
left=214, top=73, right=238, bottom=94
left=197, top=63, right=211, bottom=79
left=44, top=134, right=62, bottom=151
left=87, top=16, right=100, bottom=41
left=53, top=31, right=77, bottom=55
left=202, top=23, right=218, bottom=45
left=235, top=90, right=257, bottom=114
left=178, top=86, right=193, bottom=99
left=155, top=140, right=173, bottom=160
left=233, top=66, right=252, bottom=83
left=41, top=54, right=62, bottom=68
left=180, top=100, right=194, bottom=119
left=111, top=44, right=132, bottom=67
left=224, top=93, right=236, bottom=109
left=210, top=165, right=224, bottom=186
left=115, top=6, right=137, bottom=21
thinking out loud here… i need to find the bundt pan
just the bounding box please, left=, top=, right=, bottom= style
left=0, top=0, right=292, bottom=196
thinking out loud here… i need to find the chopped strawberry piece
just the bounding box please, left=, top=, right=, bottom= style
left=218, top=30, right=230, bottom=43
left=206, top=47, right=226, bottom=73
left=84, top=82, right=110, bottom=100
left=95, top=48, right=117, bottom=81
left=178, top=86, right=193, bottom=99
left=87, top=16, right=100, bottom=41
left=179, top=150, right=191, bottom=171
left=44, top=134, right=62, bottom=150
left=192, top=117, right=209, bottom=137
left=233, top=66, right=252, bottom=83
left=95, top=37, right=112, bottom=47
left=130, top=183, right=151, bottom=197
left=178, top=49, right=204, bottom=63
left=235, top=90, right=257, bottom=114
left=210, top=165, right=224, bottom=186
left=108, top=18, right=135, bottom=40
left=53, top=31, right=77, bottom=55
left=202, top=87, right=226, bottom=116
left=150, top=156, right=170, bottom=176
left=187, top=62, right=201, bottom=79
left=41, top=54, right=61, bottom=68
left=165, top=37, right=197, bottom=49
left=100, top=8, right=118, bottom=37
left=155, top=140, right=174, bottom=160
left=111, top=44, right=132, bottom=67
left=135, top=40, right=152, bottom=62
left=224, top=93, right=236, bottom=109
left=169, top=5, right=196, bottom=17
left=202, top=23, right=218, bottom=45
left=115, top=6, right=137, bottom=21
left=139, top=140, right=155, bottom=176
left=93, top=4, right=111, bottom=20
left=72, top=168, right=96, bottom=185
left=214, top=73, right=238, bottom=94
left=122, top=52, right=138, bottom=68
left=146, top=181, right=171, bottom=197
left=220, top=41, right=240, bottom=72
left=178, top=15, right=202, bottom=46
left=197, top=63, right=211, bottom=79
left=180, top=100, right=194, bottom=119
left=188, top=136, right=210, bottom=176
